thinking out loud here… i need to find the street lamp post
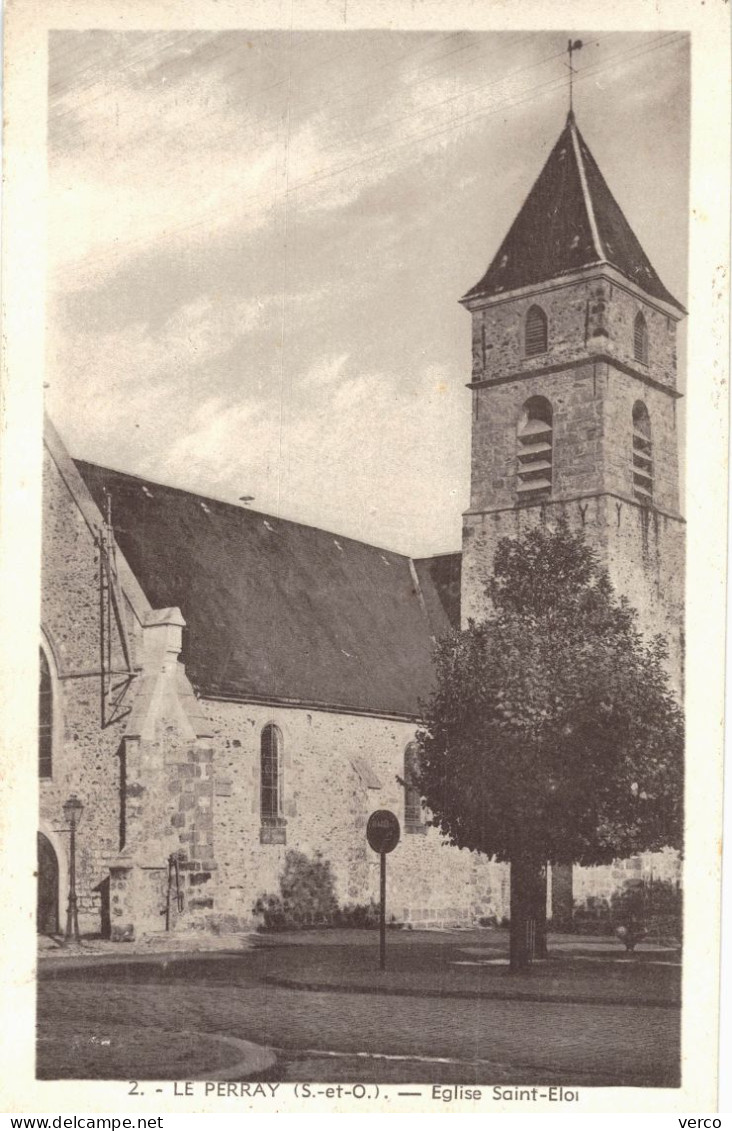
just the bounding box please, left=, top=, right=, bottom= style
left=63, top=794, right=84, bottom=944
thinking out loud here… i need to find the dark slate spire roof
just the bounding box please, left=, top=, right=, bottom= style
left=463, top=111, right=684, bottom=312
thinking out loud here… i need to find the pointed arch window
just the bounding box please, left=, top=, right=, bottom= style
left=404, top=742, right=426, bottom=834
left=39, top=648, right=53, bottom=779
left=517, top=396, right=553, bottom=501
left=632, top=401, right=653, bottom=504
left=634, top=312, right=649, bottom=365
left=260, top=724, right=283, bottom=823
left=525, top=305, right=548, bottom=357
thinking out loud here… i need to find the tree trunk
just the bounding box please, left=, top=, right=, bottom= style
left=509, top=854, right=535, bottom=971
left=510, top=854, right=549, bottom=969
left=533, top=862, right=548, bottom=959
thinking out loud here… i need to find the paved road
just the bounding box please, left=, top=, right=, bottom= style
left=38, top=957, right=679, bottom=1086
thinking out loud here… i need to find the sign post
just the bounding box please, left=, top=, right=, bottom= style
left=366, top=809, right=400, bottom=971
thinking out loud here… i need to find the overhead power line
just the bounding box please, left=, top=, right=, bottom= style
left=49, top=31, right=687, bottom=283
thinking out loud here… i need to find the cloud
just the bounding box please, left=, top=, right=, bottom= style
left=48, top=30, right=541, bottom=282
left=46, top=31, right=689, bottom=556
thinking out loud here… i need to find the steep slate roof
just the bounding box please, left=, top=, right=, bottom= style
left=463, top=111, right=684, bottom=312
left=76, top=461, right=459, bottom=719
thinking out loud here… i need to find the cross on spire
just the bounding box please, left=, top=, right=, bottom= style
left=567, top=38, right=583, bottom=116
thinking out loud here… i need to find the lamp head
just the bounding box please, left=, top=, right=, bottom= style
left=63, top=794, right=84, bottom=827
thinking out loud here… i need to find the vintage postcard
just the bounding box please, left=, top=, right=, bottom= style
left=1, top=0, right=729, bottom=1118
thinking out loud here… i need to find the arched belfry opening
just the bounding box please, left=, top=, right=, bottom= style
left=517, top=396, right=553, bottom=500
left=632, top=401, right=653, bottom=504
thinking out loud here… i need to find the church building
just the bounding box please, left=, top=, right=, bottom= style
left=38, top=109, right=684, bottom=940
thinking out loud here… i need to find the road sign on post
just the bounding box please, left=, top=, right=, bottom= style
left=366, top=809, right=400, bottom=970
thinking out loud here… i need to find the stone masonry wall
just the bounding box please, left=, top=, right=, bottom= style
left=574, top=848, right=681, bottom=909
left=462, top=495, right=684, bottom=695
left=41, top=441, right=219, bottom=940
left=110, top=727, right=217, bottom=941
left=470, top=362, right=605, bottom=512
left=603, top=366, right=681, bottom=516
left=201, top=698, right=509, bottom=928
left=602, top=498, right=685, bottom=696
left=470, top=275, right=678, bottom=390
left=464, top=343, right=685, bottom=694
left=41, top=445, right=137, bottom=935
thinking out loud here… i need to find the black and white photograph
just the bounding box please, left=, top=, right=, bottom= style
left=0, top=0, right=728, bottom=1118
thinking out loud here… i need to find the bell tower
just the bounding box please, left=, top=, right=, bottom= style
left=460, top=111, right=685, bottom=694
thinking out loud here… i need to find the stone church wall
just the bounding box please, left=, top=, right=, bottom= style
left=601, top=497, right=685, bottom=696
left=41, top=441, right=220, bottom=939
left=469, top=362, right=605, bottom=513
left=201, top=698, right=509, bottom=928
left=41, top=436, right=511, bottom=937
left=40, top=444, right=135, bottom=935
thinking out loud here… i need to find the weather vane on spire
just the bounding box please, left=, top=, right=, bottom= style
left=567, top=38, right=583, bottom=116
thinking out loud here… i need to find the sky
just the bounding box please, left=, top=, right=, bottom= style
left=46, top=29, right=689, bottom=555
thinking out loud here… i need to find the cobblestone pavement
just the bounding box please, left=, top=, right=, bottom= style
left=37, top=937, right=680, bottom=1087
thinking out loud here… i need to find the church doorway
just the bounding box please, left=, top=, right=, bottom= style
left=37, top=832, right=60, bottom=935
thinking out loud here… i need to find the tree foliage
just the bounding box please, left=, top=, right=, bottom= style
left=417, top=522, right=684, bottom=872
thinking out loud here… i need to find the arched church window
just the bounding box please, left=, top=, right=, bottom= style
left=634, top=312, right=648, bottom=364
left=525, top=305, right=548, bottom=357
left=517, top=396, right=553, bottom=501
left=632, top=402, right=653, bottom=504
left=260, top=724, right=283, bottom=822
left=404, top=742, right=425, bottom=833
left=39, top=648, right=53, bottom=779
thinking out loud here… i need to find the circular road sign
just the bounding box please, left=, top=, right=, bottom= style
left=366, top=809, right=400, bottom=854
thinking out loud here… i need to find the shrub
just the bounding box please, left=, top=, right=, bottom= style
left=252, top=849, right=339, bottom=930
left=571, top=879, right=682, bottom=943
left=336, top=900, right=381, bottom=929
left=253, top=854, right=402, bottom=932
left=610, top=878, right=682, bottom=944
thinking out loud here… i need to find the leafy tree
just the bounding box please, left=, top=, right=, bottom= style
left=416, top=521, right=683, bottom=970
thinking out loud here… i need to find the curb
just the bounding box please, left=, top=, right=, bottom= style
left=262, top=975, right=681, bottom=1010
left=37, top=1024, right=277, bottom=1082
left=188, top=1032, right=277, bottom=1081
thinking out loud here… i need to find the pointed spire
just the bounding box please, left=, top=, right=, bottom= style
left=462, top=116, right=683, bottom=312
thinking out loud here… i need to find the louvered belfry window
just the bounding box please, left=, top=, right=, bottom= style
left=39, top=648, right=52, bottom=779
left=260, top=724, right=283, bottom=821
left=525, top=305, right=548, bottom=357
left=632, top=401, right=653, bottom=505
left=517, top=396, right=553, bottom=501
left=634, top=312, right=649, bottom=364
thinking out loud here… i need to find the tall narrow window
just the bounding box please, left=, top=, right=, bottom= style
left=525, top=305, right=548, bottom=357
left=39, top=648, right=52, bottom=779
left=517, top=396, right=553, bottom=501
left=404, top=742, right=425, bottom=833
left=632, top=401, right=653, bottom=504
left=260, top=724, right=283, bottom=822
left=634, top=311, right=648, bottom=364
